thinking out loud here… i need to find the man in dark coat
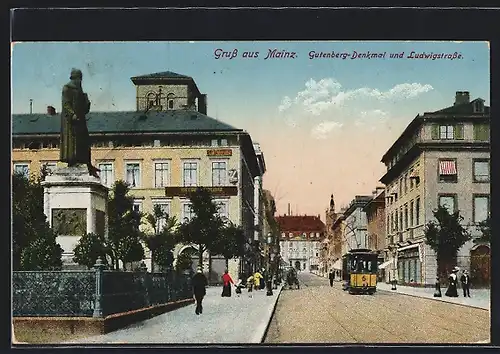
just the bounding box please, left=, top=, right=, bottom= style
left=460, top=270, right=471, bottom=297
left=328, top=269, right=335, bottom=287
left=60, top=68, right=100, bottom=177
left=192, top=268, right=208, bottom=315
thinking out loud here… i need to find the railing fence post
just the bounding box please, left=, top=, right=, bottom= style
left=93, top=257, right=106, bottom=318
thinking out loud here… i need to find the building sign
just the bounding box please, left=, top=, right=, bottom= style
left=165, top=186, right=238, bottom=197
left=228, top=169, right=238, bottom=184
left=207, top=149, right=232, bottom=157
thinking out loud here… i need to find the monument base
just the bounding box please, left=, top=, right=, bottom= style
left=42, top=165, right=108, bottom=269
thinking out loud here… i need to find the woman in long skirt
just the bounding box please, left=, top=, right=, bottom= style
left=221, top=269, right=234, bottom=297
left=445, top=267, right=459, bottom=297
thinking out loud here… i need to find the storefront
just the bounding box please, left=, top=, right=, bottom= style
left=397, top=243, right=424, bottom=285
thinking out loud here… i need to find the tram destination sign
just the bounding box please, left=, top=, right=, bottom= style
left=165, top=186, right=238, bottom=197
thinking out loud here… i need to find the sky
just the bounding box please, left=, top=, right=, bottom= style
left=11, top=41, right=490, bottom=220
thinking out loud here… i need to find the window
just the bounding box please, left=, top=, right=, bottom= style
left=221, top=138, right=228, bottom=146
left=183, top=161, right=198, bottom=186
left=387, top=215, right=390, bottom=234
left=154, top=162, right=170, bottom=188
left=289, top=233, right=293, bottom=238
left=152, top=202, right=171, bottom=231
left=439, top=125, right=454, bottom=139
left=98, top=163, right=114, bottom=187
left=439, top=195, right=457, bottom=213
left=211, top=139, right=218, bottom=147
left=399, top=209, right=403, bottom=231
left=409, top=200, right=414, bottom=227
left=473, top=123, right=489, bottom=141
left=415, top=197, right=420, bottom=225
left=473, top=160, right=490, bottom=182
left=473, top=195, right=490, bottom=223
left=42, top=162, right=57, bottom=175
left=438, top=159, right=457, bottom=183
left=132, top=200, right=142, bottom=213
left=310, top=232, right=314, bottom=238
left=473, top=100, right=485, bottom=113
left=13, top=163, right=29, bottom=178
left=409, top=169, right=414, bottom=189
left=394, top=212, right=398, bottom=231
left=168, top=100, right=174, bottom=109
left=153, top=139, right=161, bottom=147
left=215, top=200, right=228, bottom=219
left=125, top=162, right=141, bottom=187
left=182, top=203, right=195, bottom=222
left=404, top=173, right=408, bottom=193
left=212, top=161, right=227, bottom=186
left=404, top=204, right=408, bottom=229
left=281, top=232, right=285, bottom=238
left=399, top=178, right=403, bottom=195
left=316, top=233, right=320, bottom=237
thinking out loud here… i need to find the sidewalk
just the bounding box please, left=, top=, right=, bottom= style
left=377, top=282, right=490, bottom=310
left=64, top=285, right=282, bottom=344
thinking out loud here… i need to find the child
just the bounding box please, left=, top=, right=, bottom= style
left=235, top=279, right=244, bottom=297
left=247, top=274, right=254, bottom=298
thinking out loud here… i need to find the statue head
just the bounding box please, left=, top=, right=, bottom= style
left=70, top=68, right=83, bottom=80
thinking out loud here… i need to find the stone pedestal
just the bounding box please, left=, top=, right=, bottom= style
left=42, top=166, right=108, bottom=268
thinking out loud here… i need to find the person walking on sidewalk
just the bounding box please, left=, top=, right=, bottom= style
left=445, top=267, right=459, bottom=298
left=328, top=269, right=335, bottom=287
left=460, top=270, right=471, bottom=297
left=192, top=268, right=208, bottom=315
left=221, top=269, right=234, bottom=297
left=247, top=274, right=254, bottom=298
left=253, top=270, right=264, bottom=291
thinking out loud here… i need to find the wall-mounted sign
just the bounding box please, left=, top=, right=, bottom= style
left=207, top=149, right=232, bottom=157
left=165, top=186, right=238, bottom=197
left=228, top=169, right=238, bottom=184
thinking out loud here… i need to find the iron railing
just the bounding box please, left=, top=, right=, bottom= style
left=13, top=260, right=193, bottom=318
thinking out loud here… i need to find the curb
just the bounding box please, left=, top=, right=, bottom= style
left=253, top=285, right=283, bottom=344
left=378, top=288, right=489, bottom=311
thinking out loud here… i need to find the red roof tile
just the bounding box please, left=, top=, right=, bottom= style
left=276, top=215, right=325, bottom=232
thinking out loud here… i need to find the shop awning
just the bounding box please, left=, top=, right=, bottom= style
left=378, top=260, right=392, bottom=269
left=333, top=259, right=342, bottom=270
left=398, top=243, right=419, bottom=252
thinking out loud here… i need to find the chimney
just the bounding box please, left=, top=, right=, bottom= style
left=47, top=106, right=56, bottom=115
left=454, top=91, right=470, bottom=106
left=198, top=94, right=207, bottom=115
left=288, top=203, right=290, bottom=216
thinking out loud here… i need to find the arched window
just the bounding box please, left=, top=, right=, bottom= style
left=167, top=93, right=175, bottom=110
left=146, top=92, right=156, bottom=108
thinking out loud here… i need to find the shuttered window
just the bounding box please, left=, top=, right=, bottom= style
left=431, top=124, right=464, bottom=140
left=473, top=123, right=490, bottom=141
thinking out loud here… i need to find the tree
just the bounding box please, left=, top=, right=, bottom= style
left=211, top=222, right=245, bottom=269
left=424, top=205, right=471, bottom=280
left=476, top=217, right=491, bottom=244
left=107, top=180, right=145, bottom=270
left=13, top=168, right=63, bottom=270
left=73, top=232, right=109, bottom=269
left=142, top=204, right=178, bottom=272
left=175, top=250, right=194, bottom=272
left=176, top=187, right=224, bottom=270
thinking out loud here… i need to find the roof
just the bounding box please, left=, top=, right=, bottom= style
left=12, top=110, right=242, bottom=136
left=343, top=196, right=372, bottom=218
left=363, top=191, right=385, bottom=213
left=276, top=215, right=325, bottom=232
left=381, top=96, right=489, bottom=162
left=130, top=71, right=193, bottom=81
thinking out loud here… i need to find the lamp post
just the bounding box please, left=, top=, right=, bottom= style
left=266, top=233, right=274, bottom=296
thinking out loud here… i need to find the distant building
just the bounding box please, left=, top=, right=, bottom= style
left=363, top=187, right=386, bottom=278
left=380, top=91, right=490, bottom=286
left=12, top=71, right=265, bottom=277
left=277, top=215, right=325, bottom=272
left=340, top=196, right=372, bottom=255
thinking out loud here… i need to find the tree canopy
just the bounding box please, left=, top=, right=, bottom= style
left=476, top=217, right=491, bottom=244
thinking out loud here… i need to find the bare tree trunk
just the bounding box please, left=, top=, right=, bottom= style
left=198, top=244, right=204, bottom=271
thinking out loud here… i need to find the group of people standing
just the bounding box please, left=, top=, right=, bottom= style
left=445, top=266, right=472, bottom=298
left=190, top=267, right=269, bottom=315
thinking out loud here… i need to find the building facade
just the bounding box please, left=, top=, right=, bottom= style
left=380, top=91, right=490, bottom=286
left=12, top=71, right=265, bottom=277
left=363, top=187, right=386, bottom=279
left=340, top=196, right=372, bottom=255
left=277, top=215, right=325, bottom=272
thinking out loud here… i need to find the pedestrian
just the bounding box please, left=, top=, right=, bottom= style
left=253, top=270, right=264, bottom=291
left=260, top=268, right=266, bottom=290
left=221, top=269, right=234, bottom=297
left=328, top=269, right=335, bottom=287
left=235, top=277, right=244, bottom=297
left=192, top=267, right=208, bottom=315
left=247, top=274, right=254, bottom=298
left=460, top=270, right=471, bottom=297
left=445, top=266, right=459, bottom=297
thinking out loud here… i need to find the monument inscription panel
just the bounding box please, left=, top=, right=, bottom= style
left=52, top=208, right=87, bottom=236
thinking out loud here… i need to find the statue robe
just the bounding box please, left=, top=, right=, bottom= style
left=60, top=81, right=91, bottom=166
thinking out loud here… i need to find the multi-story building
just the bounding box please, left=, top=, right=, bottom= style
left=277, top=215, right=325, bottom=272
left=363, top=187, right=386, bottom=278
left=380, top=91, right=490, bottom=286
left=321, top=195, right=337, bottom=275
left=12, top=71, right=265, bottom=277
left=331, top=211, right=345, bottom=271
left=340, top=196, right=372, bottom=255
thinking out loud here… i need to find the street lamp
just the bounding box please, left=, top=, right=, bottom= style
left=266, top=233, right=274, bottom=296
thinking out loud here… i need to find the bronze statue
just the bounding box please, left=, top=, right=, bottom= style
left=60, top=68, right=100, bottom=178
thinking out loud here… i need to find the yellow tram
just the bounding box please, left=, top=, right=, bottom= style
left=341, top=248, right=378, bottom=295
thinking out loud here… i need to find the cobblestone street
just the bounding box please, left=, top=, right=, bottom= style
left=264, top=272, right=490, bottom=344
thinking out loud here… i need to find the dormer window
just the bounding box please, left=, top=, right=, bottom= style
left=473, top=100, right=485, bottom=113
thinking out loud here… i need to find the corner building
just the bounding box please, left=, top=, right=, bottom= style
left=12, top=71, right=265, bottom=277
left=380, top=91, right=490, bottom=286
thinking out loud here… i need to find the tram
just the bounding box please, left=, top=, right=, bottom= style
left=341, top=248, right=378, bottom=295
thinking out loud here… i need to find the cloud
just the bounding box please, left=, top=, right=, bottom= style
left=360, top=109, right=388, bottom=119
left=311, top=121, right=343, bottom=139
left=279, top=79, right=434, bottom=116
